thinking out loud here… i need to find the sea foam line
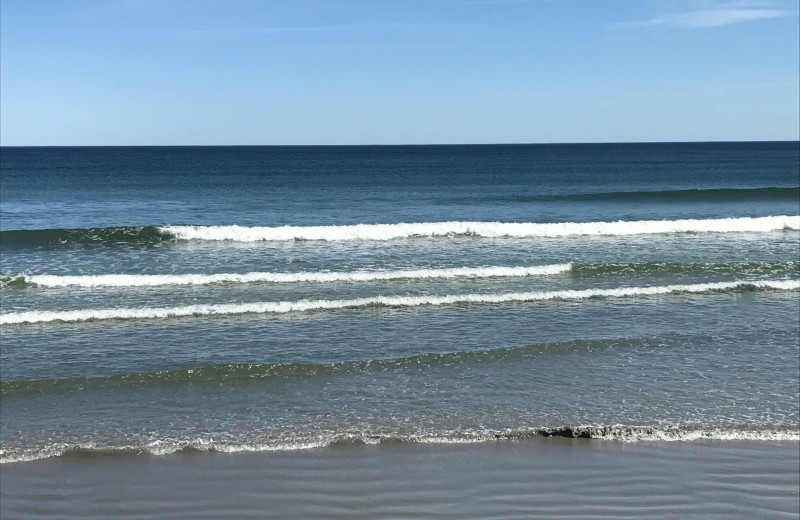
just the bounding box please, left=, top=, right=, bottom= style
left=2, top=426, right=798, bottom=463
left=1, top=279, right=797, bottom=325
left=16, top=264, right=573, bottom=288
left=160, top=215, right=800, bottom=242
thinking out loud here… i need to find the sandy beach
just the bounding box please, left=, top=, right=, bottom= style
left=2, top=438, right=798, bottom=519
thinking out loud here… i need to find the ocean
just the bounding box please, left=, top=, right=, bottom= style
left=1, top=142, right=799, bottom=518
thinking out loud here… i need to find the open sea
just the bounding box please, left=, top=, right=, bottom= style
left=1, top=142, right=799, bottom=518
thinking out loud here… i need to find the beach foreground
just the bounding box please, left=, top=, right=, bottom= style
left=2, top=439, right=798, bottom=519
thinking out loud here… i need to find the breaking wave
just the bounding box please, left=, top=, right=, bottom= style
left=2, top=425, right=797, bottom=464
left=1, top=215, right=797, bottom=248
left=161, top=216, right=799, bottom=242
left=1, top=279, right=797, bottom=325
left=3, top=261, right=797, bottom=289
left=1, top=264, right=572, bottom=289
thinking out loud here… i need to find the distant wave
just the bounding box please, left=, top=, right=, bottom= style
left=0, top=264, right=572, bottom=289
left=2, top=425, right=797, bottom=464
left=2, top=279, right=796, bottom=325
left=490, top=186, right=800, bottom=203
left=1, top=215, right=797, bottom=247
left=3, top=261, right=797, bottom=289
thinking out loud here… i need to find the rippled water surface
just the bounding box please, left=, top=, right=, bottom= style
left=1, top=142, right=798, bottom=466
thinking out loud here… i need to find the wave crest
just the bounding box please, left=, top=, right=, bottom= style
left=3, top=216, right=796, bottom=248
left=1, top=279, right=797, bottom=325
left=5, top=261, right=797, bottom=290
left=3, top=425, right=797, bottom=464
left=6, top=264, right=572, bottom=289
left=161, top=216, right=800, bottom=242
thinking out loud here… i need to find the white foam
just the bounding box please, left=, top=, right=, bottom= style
left=418, top=428, right=800, bottom=443
left=3, top=428, right=798, bottom=463
left=23, top=264, right=572, bottom=288
left=2, top=279, right=796, bottom=325
left=598, top=429, right=800, bottom=443
left=160, top=215, right=800, bottom=242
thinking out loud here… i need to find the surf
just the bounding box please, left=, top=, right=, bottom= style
left=2, top=279, right=797, bottom=325
left=3, top=261, right=797, bottom=289
left=3, top=264, right=573, bottom=288
left=160, top=215, right=800, bottom=242
left=2, top=215, right=797, bottom=247
left=2, top=425, right=797, bottom=464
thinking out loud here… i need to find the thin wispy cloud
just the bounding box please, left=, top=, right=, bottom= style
left=638, top=8, right=789, bottom=27
left=618, top=1, right=794, bottom=28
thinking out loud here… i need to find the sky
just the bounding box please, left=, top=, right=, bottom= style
left=1, top=0, right=798, bottom=145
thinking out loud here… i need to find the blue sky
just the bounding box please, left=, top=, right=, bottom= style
left=1, top=0, right=798, bottom=145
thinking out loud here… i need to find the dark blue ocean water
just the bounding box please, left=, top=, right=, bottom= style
left=2, top=142, right=799, bottom=230
left=1, top=142, right=798, bottom=463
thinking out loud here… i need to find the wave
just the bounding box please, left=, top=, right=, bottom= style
left=1, top=215, right=797, bottom=247
left=572, top=260, right=800, bottom=278
left=1, top=279, right=796, bottom=325
left=4, top=261, right=797, bottom=289
left=3, top=425, right=797, bottom=464
left=1, top=264, right=572, bottom=289
left=161, top=216, right=800, bottom=242
left=0, top=225, right=166, bottom=248
left=496, top=186, right=800, bottom=203
left=0, top=338, right=616, bottom=397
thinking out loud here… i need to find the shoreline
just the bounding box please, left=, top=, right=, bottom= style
left=2, top=438, right=797, bottom=519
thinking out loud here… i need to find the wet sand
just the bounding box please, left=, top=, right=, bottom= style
left=2, top=438, right=798, bottom=519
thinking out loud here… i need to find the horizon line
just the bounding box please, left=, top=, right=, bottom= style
left=2, top=139, right=798, bottom=148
